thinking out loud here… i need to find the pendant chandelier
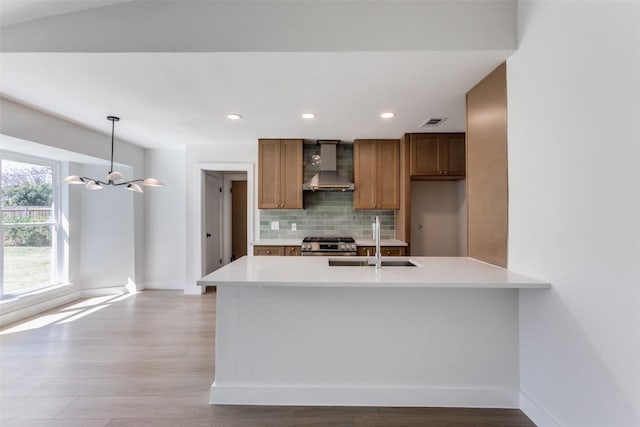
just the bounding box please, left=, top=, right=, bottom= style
left=63, top=116, right=163, bottom=193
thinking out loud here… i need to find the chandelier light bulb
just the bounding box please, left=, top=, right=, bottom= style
left=63, top=175, right=84, bottom=184
left=126, top=183, right=144, bottom=193
left=107, top=171, right=126, bottom=183
left=142, top=178, right=164, bottom=187
left=85, top=180, right=103, bottom=190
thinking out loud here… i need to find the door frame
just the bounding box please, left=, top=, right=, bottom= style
left=187, top=162, right=254, bottom=295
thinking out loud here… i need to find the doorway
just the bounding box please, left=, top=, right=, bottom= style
left=201, top=171, right=248, bottom=278
left=189, top=162, right=253, bottom=296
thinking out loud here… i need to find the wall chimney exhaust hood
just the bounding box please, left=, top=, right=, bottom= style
left=303, top=140, right=354, bottom=191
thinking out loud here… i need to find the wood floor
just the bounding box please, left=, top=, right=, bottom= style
left=0, top=290, right=536, bottom=426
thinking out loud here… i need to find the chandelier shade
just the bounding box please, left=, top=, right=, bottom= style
left=63, top=116, right=163, bottom=193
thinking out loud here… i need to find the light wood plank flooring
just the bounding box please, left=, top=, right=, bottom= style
left=0, top=290, right=536, bottom=426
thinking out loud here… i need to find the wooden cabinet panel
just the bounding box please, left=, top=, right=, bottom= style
left=410, top=133, right=465, bottom=178
left=285, top=246, right=301, bottom=256
left=253, top=246, right=285, bottom=256
left=254, top=245, right=301, bottom=256
left=442, top=134, right=466, bottom=176
left=356, top=246, right=406, bottom=257
left=258, top=139, right=281, bottom=208
left=377, top=140, right=400, bottom=209
left=353, top=140, right=378, bottom=209
left=353, top=139, right=399, bottom=209
left=258, top=139, right=303, bottom=209
left=281, top=140, right=303, bottom=208
left=410, top=134, right=440, bottom=175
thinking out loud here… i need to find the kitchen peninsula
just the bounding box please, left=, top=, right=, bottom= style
left=198, top=256, right=549, bottom=408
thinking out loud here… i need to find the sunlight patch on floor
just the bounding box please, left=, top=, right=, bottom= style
left=0, top=291, right=139, bottom=335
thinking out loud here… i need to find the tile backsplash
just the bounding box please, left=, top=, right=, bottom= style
left=259, top=143, right=396, bottom=240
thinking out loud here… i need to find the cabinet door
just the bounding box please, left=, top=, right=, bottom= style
left=254, top=246, right=285, bottom=256
left=285, top=246, right=301, bottom=256
left=441, top=134, right=466, bottom=176
left=280, top=140, right=303, bottom=208
left=376, top=140, right=400, bottom=209
left=410, top=134, right=441, bottom=176
left=258, top=139, right=281, bottom=208
left=353, top=140, right=378, bottom=209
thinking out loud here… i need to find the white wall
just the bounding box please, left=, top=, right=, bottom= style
left=77, top=164, right=136, bottom=290
left=144, top=147, right=187, bottom=289
left=507, top=2, right=640, bottom=426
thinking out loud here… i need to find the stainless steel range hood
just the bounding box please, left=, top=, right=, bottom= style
left=303, top=140, right=354, bottom=191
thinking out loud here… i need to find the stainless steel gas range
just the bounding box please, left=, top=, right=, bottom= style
left=300, top=236, right=357, bottom=256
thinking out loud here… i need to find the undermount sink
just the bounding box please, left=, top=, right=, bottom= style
left=328, top=258, right=418, bottom=267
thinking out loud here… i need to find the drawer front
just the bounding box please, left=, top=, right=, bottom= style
left=254, top=246, right=285, bottom=256
left=357, top=246, right=406, bottom=257
left=285, top=246, right=301, bottom=256
left=381, top=247, right=406, bottom=256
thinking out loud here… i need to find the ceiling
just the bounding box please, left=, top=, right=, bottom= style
left=0, top=1, right=515, bottom=149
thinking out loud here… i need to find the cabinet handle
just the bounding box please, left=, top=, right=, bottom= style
left=266, top=250, right=271, bottom=254
left=443, top=171, right=448, bottom=175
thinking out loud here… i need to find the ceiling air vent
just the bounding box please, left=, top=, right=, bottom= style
left=420, top=117, right=447, bottom=127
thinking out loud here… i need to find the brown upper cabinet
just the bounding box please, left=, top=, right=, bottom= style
left=409, top=133, right=466, bottom=179
left=258, top=139, right=303, bottom=209
left=353, top=139, right=400, bottom=209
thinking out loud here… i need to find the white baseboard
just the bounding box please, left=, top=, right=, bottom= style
left=210, top=384, right=519, bottom=408
left=143, top=281, right=185, bottom=290
left=81, top=286, right=129, bottom=297
left=520, top=391, right=562, bottom=427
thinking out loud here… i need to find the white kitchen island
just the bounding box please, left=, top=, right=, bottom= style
left=198, top=256, right=549, bottom=408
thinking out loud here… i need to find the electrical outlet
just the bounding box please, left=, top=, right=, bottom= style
left=270, top=221, right=279, bottom=230
left=291, top=223, right=297, bottom=231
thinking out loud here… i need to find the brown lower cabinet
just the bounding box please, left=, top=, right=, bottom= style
left=357, top=246, right=406, bottom=257
left=254, top=245, right=300, bottom=256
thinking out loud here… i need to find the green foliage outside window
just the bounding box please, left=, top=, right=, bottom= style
left=3, top=182, right=53, bottom=207
left=4, top=219, right=52, bottom=247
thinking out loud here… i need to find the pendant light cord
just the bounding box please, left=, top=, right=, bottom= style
left=110, top=117, right=115, bottom=173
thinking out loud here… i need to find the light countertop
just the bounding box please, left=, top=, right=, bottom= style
left=198, top=256, right=550, bottom=289
left=252, top=239, right=407, bottom=246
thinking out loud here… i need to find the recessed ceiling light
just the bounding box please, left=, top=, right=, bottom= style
left=380, top=112, right=395, bottom=119
left=302, top=113, right=316, bottom=119
left=226, top=114, right=242, bottom=120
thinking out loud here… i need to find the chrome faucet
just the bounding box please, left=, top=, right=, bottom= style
left=368, top=216, right=382, bottom=269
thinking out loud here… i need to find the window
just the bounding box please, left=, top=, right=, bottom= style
left=1, top=153, right=61, bottom=297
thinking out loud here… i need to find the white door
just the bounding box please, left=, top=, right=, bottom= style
left=204, top=173, right=223, bottom=275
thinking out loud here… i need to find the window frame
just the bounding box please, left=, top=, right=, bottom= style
left=1, top=151, right=63, bottom=298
